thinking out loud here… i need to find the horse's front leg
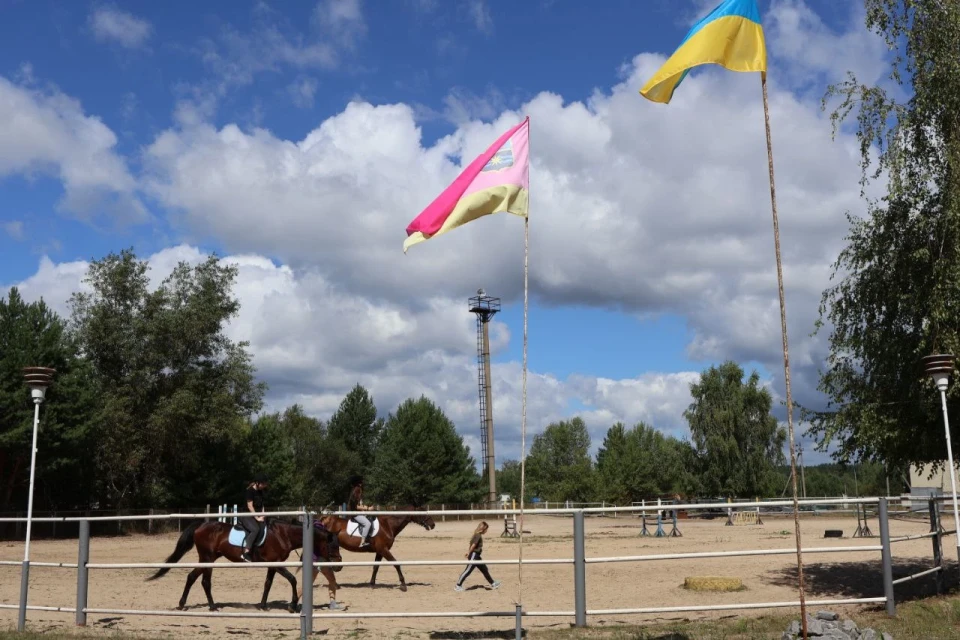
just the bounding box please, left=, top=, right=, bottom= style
left=259, top=568, right=276, bottom=610
left=381, top=549, right=407, bottom=592
left=276, top=567, right=299, bottom=613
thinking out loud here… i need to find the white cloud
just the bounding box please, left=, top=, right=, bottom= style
left=288, top=77, right=319, bottom=108
left=88, top=5, right=152, bottom=49
left=0, top=76, right=146, bottom=221
left=313, top=0, right=367, bottom=49
left=467, top=0, right=492, bottom=34
left=3, top=220, right=24, bottom=240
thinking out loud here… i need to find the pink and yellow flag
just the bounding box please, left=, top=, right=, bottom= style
left=404, top=116, right=529, bottom=252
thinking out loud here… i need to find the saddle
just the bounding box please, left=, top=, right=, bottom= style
left=228, top=523, right=268, bottom=548
left=345, top=516, right=379, bottom=539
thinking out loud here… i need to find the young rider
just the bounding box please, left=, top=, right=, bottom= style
left=240, top=473, right=269, bottom=562
left=347, top=476, right=375, bottom=547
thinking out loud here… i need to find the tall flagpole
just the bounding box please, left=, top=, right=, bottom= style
left=761, top=73, right=808, bottom=635
left=517, top=117, right=530, bottom=617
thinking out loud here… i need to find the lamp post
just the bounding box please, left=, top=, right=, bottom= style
left=18, top=366, right=55, bottom=632
left=921, top=354, right=960, bottom=574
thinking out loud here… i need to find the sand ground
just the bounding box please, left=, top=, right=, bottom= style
left=0, top=512, right=951, bottom=639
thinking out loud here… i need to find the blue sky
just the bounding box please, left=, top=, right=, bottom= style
left=0, top=0, right=889, bottom=466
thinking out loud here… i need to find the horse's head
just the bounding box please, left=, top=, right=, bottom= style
left=408, top=506, right=436, bottom=531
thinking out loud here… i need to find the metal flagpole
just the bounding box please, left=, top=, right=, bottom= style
left=761, top=73, right=808, bottom=637
left=516, top=116, right=530, bottom=635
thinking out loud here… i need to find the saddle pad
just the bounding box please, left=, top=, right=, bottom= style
left=228, top=525, right=267, bottom=548
left=345, top=518, right=379, bottom=538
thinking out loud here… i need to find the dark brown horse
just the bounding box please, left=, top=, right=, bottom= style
left=146, top=518, right=341, bottom=612
left=320, top=507, right=435, bottom=591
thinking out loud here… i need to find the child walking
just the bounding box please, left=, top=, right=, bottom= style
left=454, top=521, right=501, bottom=591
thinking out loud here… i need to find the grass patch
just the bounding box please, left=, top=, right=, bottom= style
left=531, top=593, right=960, bottom=639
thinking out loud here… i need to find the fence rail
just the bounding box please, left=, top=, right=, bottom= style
left=2, top=497, right=955, bottom=639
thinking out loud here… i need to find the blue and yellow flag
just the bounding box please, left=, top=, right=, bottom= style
left=640, top=0, right=767, bottom=104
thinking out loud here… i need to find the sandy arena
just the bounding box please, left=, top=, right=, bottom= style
left=0, top=512, right=949, bottom=638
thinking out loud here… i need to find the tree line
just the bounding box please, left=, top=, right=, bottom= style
left=0, top=251, right=890, bottom=516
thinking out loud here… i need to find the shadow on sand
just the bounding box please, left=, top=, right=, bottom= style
left=767, top=557, right=958, bottom=604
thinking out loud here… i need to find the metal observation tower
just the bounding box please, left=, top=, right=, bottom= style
left=468, top=289, right=501, bottom=506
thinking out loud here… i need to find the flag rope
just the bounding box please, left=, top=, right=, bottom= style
left=761, top=72, right=808, bottom=637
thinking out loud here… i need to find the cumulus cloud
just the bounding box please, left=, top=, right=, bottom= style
left=88, top=5, right=152, bottom=49
left=0, top=76, right=146, bottom=221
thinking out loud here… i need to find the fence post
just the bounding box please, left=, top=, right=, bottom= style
left=515, top=602, right=523, bottom=640
left=573, top=510, right=586, bottom=627
left=301, top=510, right=313, bottom=639
left=878, top=498, right=895, bottom=616
left=148, top=508, right=154, bottom=535
left=76, top=520, right=90, bottom=626
left=929, top=498, right=944, bottom=595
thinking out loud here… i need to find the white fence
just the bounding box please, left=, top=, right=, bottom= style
left=1, top=497, right=955, bottom=639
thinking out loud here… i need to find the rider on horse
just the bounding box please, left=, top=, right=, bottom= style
left=348, top=475, right=374, bottom=547
left=241, top=473, right=270, bottom=562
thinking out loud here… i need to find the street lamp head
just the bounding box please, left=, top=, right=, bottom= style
left=22, top=367, right=56, bottom=404
left=922, top=354, right=955, bottom=393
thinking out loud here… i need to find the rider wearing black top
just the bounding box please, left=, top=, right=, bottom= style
left=240, top=473, right=269, bottom=562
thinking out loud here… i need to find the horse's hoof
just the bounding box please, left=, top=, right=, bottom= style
left=328, top=601, right=343, bottom=611
left=399, top=584, right=408, bottom=592
left=176, top=605, right=186, bottom=611
left=209, top=606, right=219, bottom=612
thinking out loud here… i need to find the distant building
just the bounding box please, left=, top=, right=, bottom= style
left=908, top=461, right=959, bottom=509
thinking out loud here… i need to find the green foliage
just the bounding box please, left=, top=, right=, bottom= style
left=0, top=287, right=99, bottom=511
left=496, top=459, right=522, bottom=499
left=525, top=417, right=595, bottom=502
left=775, top=461, right=891, bottom=498
left=238, top=405, right=361, bottom=508
left=69, top=249, right=266, bottom=508
left=370, top=396, right=481, bottom=505
left=595, top=422, right=696, bottom=503
left=327, top=383, right=383, bottom=464
left=814, top=1, right=960, bottom=467
left=684, top=361, right=786, bottom=498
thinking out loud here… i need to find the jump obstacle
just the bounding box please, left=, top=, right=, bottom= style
left=639, top=510, right=682, bottom=537
left=217, top=504, right=238, bottom=525
left=725, top=498, right=764, bottom=526
left=853, top=503, right=875, bottom=538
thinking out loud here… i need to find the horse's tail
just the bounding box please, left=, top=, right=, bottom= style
left=145, top=520, right=202, bottom=581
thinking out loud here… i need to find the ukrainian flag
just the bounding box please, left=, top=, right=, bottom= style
left=640, top=0, right=767, bottom=104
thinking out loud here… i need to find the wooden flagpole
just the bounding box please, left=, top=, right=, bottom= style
left=761, top=73, right=808, bottom=636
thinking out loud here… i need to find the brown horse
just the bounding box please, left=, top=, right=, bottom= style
left=146, top=518, right=341, bottom=612
left=320, top=507, right=435, bottom=591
